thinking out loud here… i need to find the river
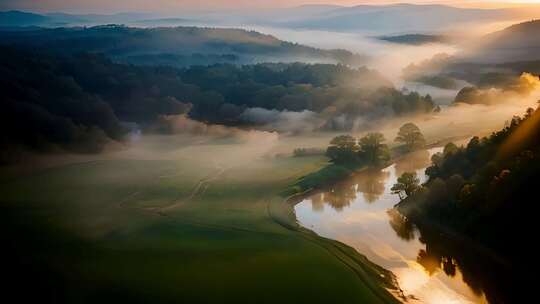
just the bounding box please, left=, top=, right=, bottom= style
left=294, top=148, right=496, bottom=303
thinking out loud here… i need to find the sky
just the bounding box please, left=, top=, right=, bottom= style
left=2, top=0, right=540, bottom=13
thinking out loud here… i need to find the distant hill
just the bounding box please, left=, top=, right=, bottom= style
left=131, top=18, right=193, bottom=27
left=238, top=4, right=540, bottom=33
left=402, top=20, right=540, bottom=89
left=463, top=19, right=540, bottom=63
left=0, top=10, right=156, bottom=27
left=4, top=5, right=540, bottom=33
left=377, top=34, right=453, bottom=45
left=0, top=25, right=367, bottom=67
left=0, top=10, right=49, bottom=26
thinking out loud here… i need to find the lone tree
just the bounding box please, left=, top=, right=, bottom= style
left=359, top=132, right=390, bottom=166
left=326, top=135, right=358, bottom=164
left=330, top=135, right=356, bottom=149
left=395, top=123, right=426, bottom=152
left=391, top=172, right=420, bottom=200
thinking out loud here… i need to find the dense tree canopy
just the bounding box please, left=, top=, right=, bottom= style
left=391, top=172, right=420, bottom=199
left=394, top=122, right=426, bottom=152
left=396, top=106, right=540, bottom=265
left=1, top=46, right=436, bottom=157
left=326, top=133, right=390, bottom=167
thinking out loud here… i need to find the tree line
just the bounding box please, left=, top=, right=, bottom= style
left=393, top=105, right=540, bottom=265
left=326, top=122, right=426, bottom=167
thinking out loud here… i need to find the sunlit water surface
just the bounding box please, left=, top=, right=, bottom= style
left=295, top=148, right=488, bottom=304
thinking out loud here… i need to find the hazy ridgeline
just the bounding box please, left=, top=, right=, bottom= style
left=4, top=4, right=540, bottom=32
left=0, top=25, right=367, bottom=67
left=403, top=20, right=540, bottom=95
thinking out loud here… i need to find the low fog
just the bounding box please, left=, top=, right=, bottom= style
left=68, top=80, right=540, bottom=172
left=454, top=73, right=540, bottom=105
left=242, top=26, right=459, bottom=85
left=374, top=78, right=540, bottom=146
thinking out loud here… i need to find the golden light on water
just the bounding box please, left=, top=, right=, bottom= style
left=296, top=160, right=491, bottom=303
left=393, top=261, right=489, bottom=304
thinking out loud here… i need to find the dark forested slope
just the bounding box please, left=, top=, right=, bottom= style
left=0, top=25, right=366, bottom=67
left=397, top=106, right=540, bottom=263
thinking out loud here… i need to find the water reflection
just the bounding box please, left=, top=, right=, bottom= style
left=309, top=169, right=390, bottom=212
left=394, top=221, right=514, bottom=304
left=295, top=148, right=496, bottom=304
left=356, top=169, right=390, bottom=203
left=395, top=149, right=431, bottom=177
left=309, top=193, right=325, bottom=212
left=324, top=181, right=357, bottom=212
left=387, top=209, right=416, bottom=241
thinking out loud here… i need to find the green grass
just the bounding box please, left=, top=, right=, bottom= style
left=0, top=139, right=399, bottom=304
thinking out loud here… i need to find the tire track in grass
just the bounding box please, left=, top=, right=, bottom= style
left=160, top=163, right=229, bottom=212
left=117, top=161, right=227, bottom=212
left=116, top=163, right=282, bottom=235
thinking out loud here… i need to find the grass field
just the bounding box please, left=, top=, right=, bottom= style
left=0, top=135, right=400, bottom=304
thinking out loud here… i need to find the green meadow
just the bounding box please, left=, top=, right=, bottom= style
left=1, top=135, right=399, bottom=303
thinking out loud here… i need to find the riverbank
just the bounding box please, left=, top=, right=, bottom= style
left=291, top=148, right=496, bottom=303
left=267, top=194, right=403, bottom=303
left=283, top=149, right=403, bottom=198
left=284, top=136, right=470, bottom=197
left=281, top=162, right=369, bottom=197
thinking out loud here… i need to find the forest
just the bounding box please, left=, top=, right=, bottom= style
left=0, top=46, right=434, bottom=158
left=395, top=105, right=540, bottom=267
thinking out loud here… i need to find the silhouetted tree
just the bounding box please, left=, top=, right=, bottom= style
left=391, top=172, right=420, bottom=199
left=330, top=135, right=357, bottom=149
left=326, top=135, right=359, bottom=164
left=395, top=122, right=426, bottom=151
